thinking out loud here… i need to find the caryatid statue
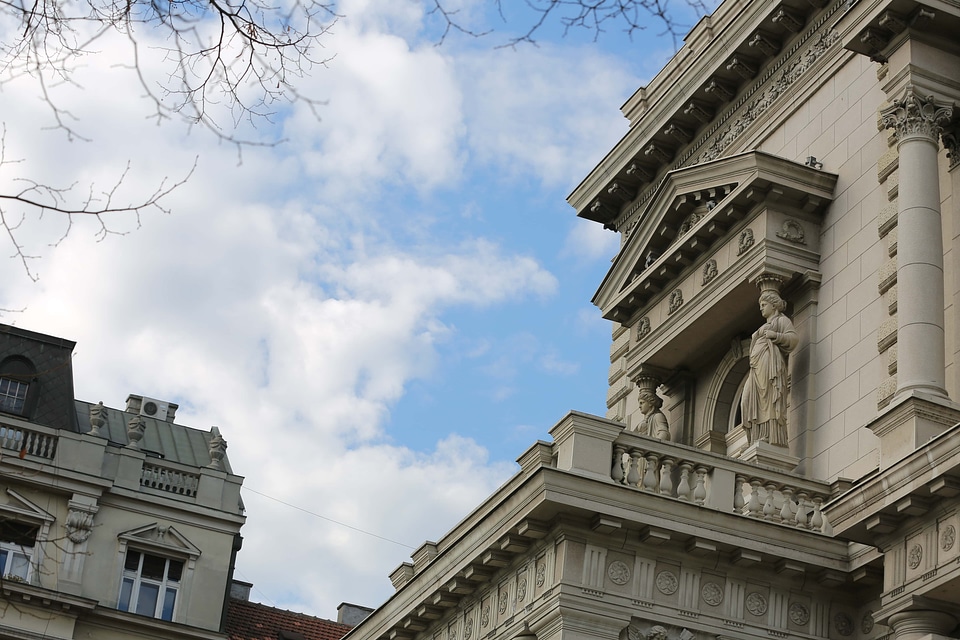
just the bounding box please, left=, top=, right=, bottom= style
left=740, top=291, right=798, bottom=446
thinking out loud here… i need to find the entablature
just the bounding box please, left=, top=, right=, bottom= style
left=570, top=0, right=845, bottom=228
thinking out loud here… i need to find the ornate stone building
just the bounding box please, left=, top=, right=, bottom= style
left=0, top=324, right=245, bottom=639
left=344, top=6, right=960, bottom=640
left=348, top=5, right=960, bottom=640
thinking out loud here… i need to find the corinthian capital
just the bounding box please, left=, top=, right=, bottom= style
left=881, top=89, right=954, bottom=141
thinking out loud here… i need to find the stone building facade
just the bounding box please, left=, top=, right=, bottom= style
left=344, top=6, right=960, bottom=640
left=0, top=323, right=245, bottom=640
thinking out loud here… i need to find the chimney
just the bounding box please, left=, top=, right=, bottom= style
left=337, top=603, right=373, bottom=626
left=230, top=580, right=252, bottom=601
left=125, top=394, right=179, bottom=422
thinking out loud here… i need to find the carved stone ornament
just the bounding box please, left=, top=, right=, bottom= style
left=480, top=605, right=490, bottom=628
left=862, top=612, right=875, bottom=635
left=498, top=591, right=508, bottom=615
left=908, top=543, right=923, bottom=569
left=517, top=578, right=527, bottom=601
left=668, top=290, right=684, bottom=314
left=745, top=592, right=768, bottom=616
left=789, top=602, right=810, bottom=626
left=942, top=524, right=956, bottom=551
left=655, top=570, right=679, bottom=595
left=835, top=613, right=854, bottom=636
left=701, top=581, right=723, bottom=606
left=536, top=562, right=546, bottom=587
left=464, top=618, right=473, bottom=640
left=65, top=505, right=97, bottom=544
left=944, top=128, right=960, bottom=171
left=699, top=30, right=840, bottom=164
left=881, top=90, right=954, bottom=141
left=776, top=219, right=806, bottom=244
left=738, top=229, right=755, bottom=255
left=88, top=401, right=107, bottom=437
left=647, top=626, right=668, bottom=640
left=608, top=560, right=631, bottom=585
left=448, top=624, right=457, bottom=640
left=126, top=415, right=146, bottom=450
left=702, top=260, right=718, bottom=285
left=637, top=317, right=652, bottom=340
left=208, top=427, right=228, bottom=470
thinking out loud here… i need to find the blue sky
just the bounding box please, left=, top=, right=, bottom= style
left=0, top=0, right=707, bottom=619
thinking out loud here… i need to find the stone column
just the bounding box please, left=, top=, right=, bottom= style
left=887, top=611, right=956, bottom=640
left=881, top=89, right=954, bottom=399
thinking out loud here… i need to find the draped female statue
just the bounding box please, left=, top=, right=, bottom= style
left=740, top=291, right=797, bottom=446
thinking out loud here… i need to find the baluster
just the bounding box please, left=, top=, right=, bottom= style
left=25, top=431, right=36, bottom=455
left=612, top=445, right=626, bottom=483
left=794, top=491, right=809, bottom=528
left=643, top=453, right=660, bottom=492
left=747, top=480, right=763, bottom=518
left=780, top=487, right=795, bottom=523
left=659, top=458, right=675, bottom=496
left=811, top=496, right=824, bottom=532
left=677, top=462, right=693, bottom=502
left=694, top=466, right=709, bottom=506
left=627, top=449, right=642, bottom=487
left=764, top=483, right=778, bottom=521
left=734, top=474, right=746, bottom=513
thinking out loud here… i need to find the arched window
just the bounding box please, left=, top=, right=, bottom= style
left=698, top=338, right=750, bottom=454
left=0, top=356, right=37, bottom=417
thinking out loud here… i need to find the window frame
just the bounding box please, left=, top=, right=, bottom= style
left=116, top=524, right=201, bottom=624
left=0, top=488, right=55, bottom=585
left=117, top=548, right=185, bottom=621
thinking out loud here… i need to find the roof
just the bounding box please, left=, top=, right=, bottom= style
left=225, top=599, right=354, bottom=640
left=74, top=400, right=234, bottom=471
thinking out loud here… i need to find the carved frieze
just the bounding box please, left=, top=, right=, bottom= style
left=702, top=260, right=718, bottom=285
left=609, top=560, right=631, bottom=585
left=776, top=220, right=805, bottom=244
left=738, top=229, right=755, bottom=255
left=656, top=570, right=679, bottom=595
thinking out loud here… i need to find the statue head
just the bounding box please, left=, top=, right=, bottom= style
left=637, top=388, right=663, bottom=413
left=647, top=626, right=669, bottom=640
left=758, top=291, right=787, bottom=314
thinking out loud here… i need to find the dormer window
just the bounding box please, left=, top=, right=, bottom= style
left=0, top=377, right=29, bottom=415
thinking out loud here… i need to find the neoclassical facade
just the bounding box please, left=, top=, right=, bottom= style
left=345, top=6, right=960, bottom=640
left=0, top=324, right=245, bottom=640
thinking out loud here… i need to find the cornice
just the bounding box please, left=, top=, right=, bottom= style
left=570, top=0, right=845, bottom=227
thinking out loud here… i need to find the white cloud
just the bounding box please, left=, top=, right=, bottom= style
left=0, top=0, right=636, bottom=618
left=562, top=217, right=621, bottom=263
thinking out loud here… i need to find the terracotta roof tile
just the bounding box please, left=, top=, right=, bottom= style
left=226, top=599, right=354, bottom=640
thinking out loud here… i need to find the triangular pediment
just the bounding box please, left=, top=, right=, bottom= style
left=593, top=151, right=838, bottom=324
left=0, top=488, right=55, bottom=523
left=118, top=523, right=201, bottom=558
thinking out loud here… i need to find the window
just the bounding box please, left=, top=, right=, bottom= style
left=118, top=550, right=184, bottom=621
left=0, top=377, right=28, bottom=415
left=0, top=520, right=38, bottom=582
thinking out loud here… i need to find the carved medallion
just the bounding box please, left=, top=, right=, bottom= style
left=908, top=543, right=923, bottom=569
left=942, top=525, right=956, bottom=551
left=638, top=317, right=651, bottom=340
left=517, top=578, right=527, bottom=601
left=668, top=289, right=684, bottom=314
left=862, top=612, right=875, bottom=635
left=536, top=562, right=546, bottom=587
left=449, top=625, right=457, bottom=640
left=655, top=570, right=679, bottom=595
left=745, top=592, right=768, bottom=616
left=498, top=592, right=508, bottom=615
left=738, top=229, right=755, bottom=255
left=701, top=581, right=723, bottom=606
left=608, top=561, right=631, bottom=585
left=776, top=219, right=806, bottom=244
left=835, top=613, right=854, bottom=636
left=789, top=602, right=810, bottom=626
left=480, top=605, right=490, bottom=628
left=702, top=260, right=718, bottom=285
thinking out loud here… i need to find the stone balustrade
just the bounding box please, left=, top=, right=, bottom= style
left=141, top=461, right=200, bottom=497
left=0, top=423, right=58, bottom=460
left=611, top=429, right=832, bottom=533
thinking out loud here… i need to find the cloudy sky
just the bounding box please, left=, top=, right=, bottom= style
left=0, top=0, right=702, bottom=620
